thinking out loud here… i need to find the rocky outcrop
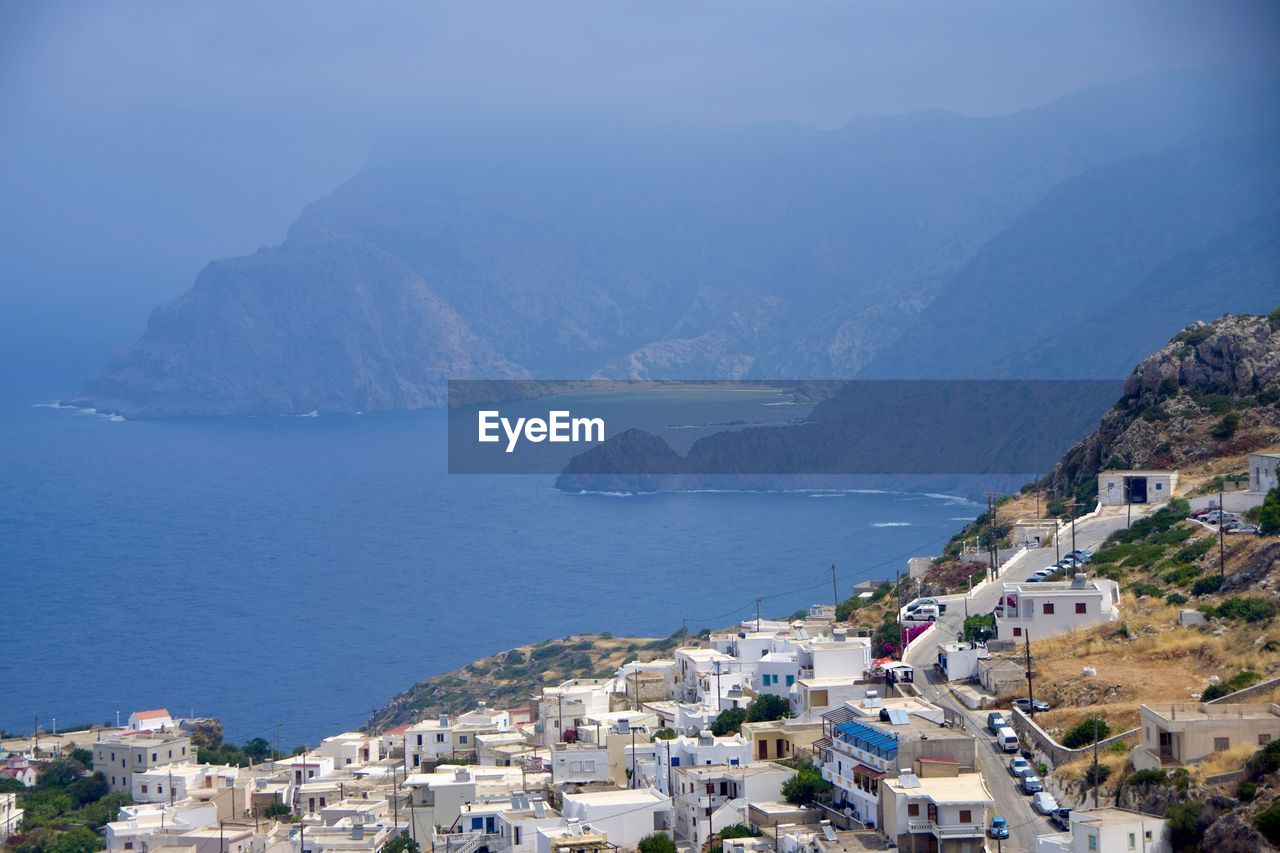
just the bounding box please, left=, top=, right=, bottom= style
left=1050, top=312, right=1280, bottom=492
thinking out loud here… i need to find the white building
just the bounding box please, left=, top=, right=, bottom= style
left=670, top=762, right=791, bottom=846
left=995, top=575, right=1121, bottom=641
left=560, top=788, right=672, bottom=849
left=405, top=706, right=512, bottom=768
left=1035, top=808, right=1170, bottom=853
left=550, top=740, right=611, bottom=785
left=879, top=769, right=993, bottom=851
left=316, top=732, right=379, bottom=769
left=128, top=709, right=175, bottom=732
left=652, top=731, right=750, bottom=796
left=1097, top=470, right=1178, bottom=506
left=93, top=731, right=194, bottom=793
left=537, top=681, right=613, bottom=746
left=817, top=698, right=975, bottom=829
left=934, top=642, right=989, bottom=682
left=105, top=802, right=219, bottom=851
left=673, top=649, right=737, bottom=704
left=131, top=762, right=240, bottom=804
left=0, top=793, right=21, bottom=841
left=1250, top=452, right=1280, bottom=495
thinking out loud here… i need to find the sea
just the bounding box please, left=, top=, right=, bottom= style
left=0, top=396, right=981, bottom=747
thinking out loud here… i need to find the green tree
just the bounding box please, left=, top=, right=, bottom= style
left=1165, top=800, right=1209, bottom=852
left=1062, top=717, right=1111, bottom=749
left=1256, top=801, right=1280, bottom=845
left=718, top=824, right=760, bottom=839
left=263, top=801, right=292, bottom=819
left=243, top=737, right=273, bottom=762
left=637, top=834, right=677, bottom=853
left=383, top=832, right=420, bottom=853
left=746, top=695, right=791, bottom=723
left=46, top=828, right=103, bottom=853
left=68, top=749, right=94, bottom=772
left=962, top=613, right=995, bottom=643
left=780, top=758, right=832, bottom=806
left=37, top=759, right=85, bottom=790
left=652, top=728, right=677, bottom=741
left=710, top=707, right=747, bottom=736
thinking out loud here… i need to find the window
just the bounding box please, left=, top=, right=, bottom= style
left=151, top=752, right=157, bottom=761
left=1214, top=737, right=1230, bottom=752
left=730, top=758, right=739, bottom=766
left=459, top=735, right=468, bottom=744
left=141, top=784, right=149, bottom=794
left=907, top=803, right=919, bottom=817
left=1013, top=627, right=1022, bottom=637
left=1043, top=602, right=1055, bottom=615
left=959, top=809, right=971, bottom=823
left=157, top=785, right=162, bottom=793
left=1260, top=734, right=1272, bottom=746
left=1076, top=602, right=1087, bottom=614
left=671, top=757, right=680, bottom=767
left=785, top=675, right=795, bottom=686
left=1089, top=835, right=1097, bottom=851
left=124, top=844, right=133, bottom=851
left=436, top=733, right=445, bottom=743
left=417, top=735, right=423, bottom=746
left=1128, top=832, right=1136, bottom=849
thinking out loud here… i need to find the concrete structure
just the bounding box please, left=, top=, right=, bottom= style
left=816, top=698, right=975, bottom=829
left=0, top=793, right=21, bottom=841
left=653, top=731, right=750, bottom=796
left=1098, top=470, right=1178, bottom=507
left=671, top=762, right=790, bottom=846
left=537, top=681, right=613, bottom=746
left=94, top=731, right=194, bottom=793
left=1250, top=452, right=1280, bottom=495
left=105, top=802, right=219, bottom=851
left=995, top=575, right=1121, bottom=641
left=1133, top=702, right=1280, bottom=771
left=1034, top=808, right=1170, bottom=853
left=128, top=709, right=175, bottom=732
left=739, top=718, right=823, bottom=762
left=130, top=763, right=240, bottom=805
left=560, top=788, right=672, bottom=849
left=934, top=643, right=988, bottom=682
left=405, top=706, right=512, bottom=768
left=550, top=740, right=611, bottom=785
left=316, top=732, right=379, bottom=768
left=879, top=767, right=992, bottom=853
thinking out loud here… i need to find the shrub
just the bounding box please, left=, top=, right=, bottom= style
left=1167, top=800, right=1210, bottom=851
left=1063, top=717, right=1111, bottom=749
left=1162, top=563, right=1203, bottom=587
left=1172, top=538, right=1214, bottom=562
left=719, top=825, right=761, bottom=839
left=1256, top=802, right=1280, bottom=846
left=637, top=834, right=678, bottom=853
left=746, top=694, right=792, bottom=723
left=652, top=728, right=676, bottom=741
left=1211, top=597, right=1279, bottom=623
left=1248, top=739, right=1280, bottom=778
left=1236, top=780, right=1257, bottom=802
left=710, top=707, right=747, bottom=736
left=1210, top=411, right=1241, bottom=439
left=1202, top=670, right=1262, bottom=702
left=962, top=613, right=996, bottom=643
left=263, top=802, right=292, bottom=818
left=781, top=758, right=832, bottom=805
left=1125, top=768, right=1167, bottom=787
left=1165, top=592, right=1188, bottom=606
left=1128, top=581, right=1163, bottom=598
left=1084, top=764, right=1111, bottom=785
left=1191, top=575, right=1223, bottom=596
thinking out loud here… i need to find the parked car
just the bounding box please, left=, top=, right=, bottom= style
left=987, top=712, right=1008, bottom=733
left=1066, top=549, right=1093, bottom=560
left=1050, top=808, right=1073, bottom=830
left=902, top=604, right=940, bottom=623
left=1014, top=698, right=1051, bottom=712
left=989, top=817, right=1009, bottom=840
left=1203, top=511, right=1239, bottom=525
left=1033, top=567, right=1057, bottom=578
left=1020, top=775, right=1044, bottom=794
left=1227, top=523, right=1260, bottom=535
left=904, top=597, right=944, bottom=613
left=1008, top=756, right=1032, bottom=777
left=997, top=726, right=1020, bottom=753
left=1024, top=575, right=1043, bottom=583
left=1032, top=792, right=1059, bottom=814
left=1191, top=507, right=1217, bottom=519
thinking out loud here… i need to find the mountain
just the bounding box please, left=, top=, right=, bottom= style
left=72, top=71, right=1279, bottom=417
left=860, top=134, right=1280, bottom=379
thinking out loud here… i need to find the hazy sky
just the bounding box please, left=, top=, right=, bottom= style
left=1, top=0, right=1277, bottom=396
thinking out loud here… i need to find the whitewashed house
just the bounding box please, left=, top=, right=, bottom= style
left=995, top=575, right=1121, bottom=641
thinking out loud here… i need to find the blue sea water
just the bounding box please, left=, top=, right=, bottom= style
left=0, top=400, right=979, bottom=746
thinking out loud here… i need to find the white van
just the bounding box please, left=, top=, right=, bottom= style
left=997, top=726, right=1020, bottom=752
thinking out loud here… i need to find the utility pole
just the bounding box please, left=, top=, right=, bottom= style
left=1092, top=716, right=1101, bottom=808
left=32, top=716, right=38, bottom=756
left=275, top=721, right=282, bottom=764
left=1024, top=631, right=1036, bottom=717
left=1070, top=500, right=1078, bottom=556
left=1219, top=485, right=1226, bottom=578
left=831, top=563, right=838, bottom=613
left=755, top=598, right=761, bottom=632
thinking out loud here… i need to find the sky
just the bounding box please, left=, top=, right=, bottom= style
left=1, top=0, right=1277, bottom=399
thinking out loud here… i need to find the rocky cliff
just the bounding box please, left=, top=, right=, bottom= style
left=1050, top=311, right=1280, bottom=494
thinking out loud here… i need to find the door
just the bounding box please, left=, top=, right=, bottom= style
left=1126, top=476, right=1148, bottom=504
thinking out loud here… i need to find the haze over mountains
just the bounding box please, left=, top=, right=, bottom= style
left=73, top=71, right=1280, bottom=417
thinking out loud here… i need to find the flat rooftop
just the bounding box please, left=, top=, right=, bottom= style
left=1072, top=808, right=1166, bottom=827
left=882, top=773, right=990, bottom=803
left=1142, top=702, right=1280, bottom=723
left=562, top=787, right=667, bottom=806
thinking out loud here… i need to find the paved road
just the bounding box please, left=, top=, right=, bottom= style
left=902, top=505, right=1153, bottom=851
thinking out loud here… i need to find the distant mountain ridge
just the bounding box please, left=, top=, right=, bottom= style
left=72, top=71, right=1280, bottom=417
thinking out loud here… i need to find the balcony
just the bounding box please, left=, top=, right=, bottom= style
left=906, top=819, right=984, bottom=838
